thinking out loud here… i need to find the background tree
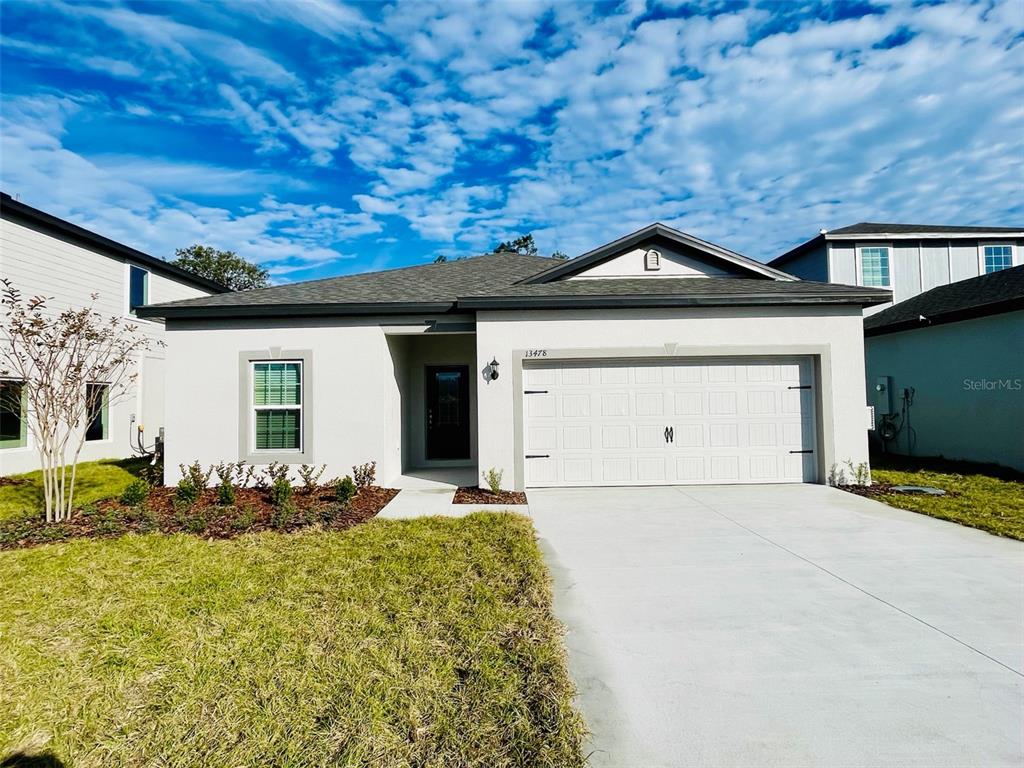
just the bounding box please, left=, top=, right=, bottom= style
left=1, top=280, right=155, bottom=521
left=172, top=244, right=269, bottom=291
left=494, top=233, right=571, bottom=260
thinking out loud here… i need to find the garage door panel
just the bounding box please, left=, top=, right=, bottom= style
left=524, top=357, right=817, bottom=487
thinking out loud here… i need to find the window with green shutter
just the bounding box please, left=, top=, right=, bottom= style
left=253, top=362, right=302, bottom=451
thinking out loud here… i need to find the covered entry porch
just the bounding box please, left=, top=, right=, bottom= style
left=386, top=324, right=482, bottom=486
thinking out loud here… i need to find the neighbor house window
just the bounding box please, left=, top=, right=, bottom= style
left=1, top=380, right=27, bottom=449
left=859, top=246, right=891, bottom=287
left=983, top=245, right=1013, bottom=273
left=85, top=383, right=109, bottom=442
left=129, top=266, right=149, bottom=314
left=252, top=362, right=302, bottom=451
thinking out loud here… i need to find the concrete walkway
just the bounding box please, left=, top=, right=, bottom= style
left=528, top=484, right=1023, bottom=768
left=378, top=468, right=529, bottom=518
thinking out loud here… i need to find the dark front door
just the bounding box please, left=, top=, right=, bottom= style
left=426, top=365, right=470, bottom=460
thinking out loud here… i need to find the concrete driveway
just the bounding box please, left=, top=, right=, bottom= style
left=528, top=484, right=1023, bottom=768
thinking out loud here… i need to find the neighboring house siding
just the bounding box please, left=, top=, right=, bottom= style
left=476, top=305, right=871, bottom=489
left=829, top=243, right=857, bottom=285
left=920, top=244, right=949, bottom=292
left=0, top=217, right=213, bottom=475
left=949, top=241, right=979, bottom=282
left=892, top=244, right=920, bottom=304
left=865, top=311, right=1024, bottom=471
left=777, top=243, right=828, bottom=282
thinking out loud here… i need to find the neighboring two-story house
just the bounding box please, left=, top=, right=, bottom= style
left=0, top=193, right=228, bottom=475
left=771, top=223, right=1024, bottom=471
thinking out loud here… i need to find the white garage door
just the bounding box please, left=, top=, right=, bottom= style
left=523, top=357, right=817, bottom=487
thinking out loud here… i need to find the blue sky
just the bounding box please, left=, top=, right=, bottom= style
left=1, top=1, right=1022, bottom=282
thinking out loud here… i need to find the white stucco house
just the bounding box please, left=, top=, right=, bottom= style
left=770, top=222, right=1023, bottom=316
left=138, top=224, right=889, bottom=490
left=0, top=193, right=228, bottom=475
left=863, top=265, right=1024, bottom=471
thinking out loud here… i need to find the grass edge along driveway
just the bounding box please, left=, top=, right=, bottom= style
left=0, top=513, right=587, bottom=768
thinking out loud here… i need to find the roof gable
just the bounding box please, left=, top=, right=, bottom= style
left=523, top=223, right=796, bottom=284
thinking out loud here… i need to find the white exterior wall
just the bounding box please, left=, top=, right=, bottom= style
left=0, top=217, right=212, bottom=475
left=475, top=306, right=871, bottom=490
left=161, top=317, right=454, bottom=485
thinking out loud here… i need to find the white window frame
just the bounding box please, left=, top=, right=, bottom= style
left=250, top=360, right=303, bottom=455
left=856, top=243, right=893, bottom=289
left=979, top=242, right=1017, bottom=275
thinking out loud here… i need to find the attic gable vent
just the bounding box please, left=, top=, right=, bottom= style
left=644, top=248, right=662, bottom=271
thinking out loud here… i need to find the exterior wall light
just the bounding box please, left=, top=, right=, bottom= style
left=489, top=358, right=500, bottom=380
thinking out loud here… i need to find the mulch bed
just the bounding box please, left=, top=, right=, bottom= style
left=839, top=483, right=959, bottom=500
left=0, top=485, right=399, bottom=551
left=453, top=486, right=528, bottom=505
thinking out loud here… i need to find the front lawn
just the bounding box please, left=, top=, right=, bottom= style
left=0, top=458, right=150, bottom=522
left=0, top=513, right=586, bottom=767
left=867, top=456, right=1024, bottom=541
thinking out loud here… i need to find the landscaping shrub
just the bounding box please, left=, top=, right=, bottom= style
left=353, top=461, right=376, bottom=489
left=184, top=507, right=210, bottom=534
left=179, top=461, right=213, bottom=490
left=271, top=501, right=295, bottom=530
left=175, top=477, right=199, bottom=507
left=333, top=475, right=357, bottom=504
left=298, top=464, right=327, bottom=493
left=120, top=478, right=150, bottom=506
left=231, top=503, right=257, bottom=530
left=216, top=480, right=236, bottom=506
left=213, top=461, right=236, bottom=485
left=270, top=477, right=293, bottom=508
left=263, top=462, right=290, bottom=487
left=483, top=467, right=503, bottom=495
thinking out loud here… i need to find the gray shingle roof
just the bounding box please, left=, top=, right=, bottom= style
left=139, top=252, right=554, bottom=314
left=829, top=222, right=1023, bottom=236
left=864, top=265, right=1024, bottom=336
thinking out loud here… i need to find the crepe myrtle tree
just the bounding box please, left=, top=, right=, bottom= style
left=1, top=279, right=157, bottom=522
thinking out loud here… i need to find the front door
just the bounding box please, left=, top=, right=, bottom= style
left=426, top=365, right=471, bottom=460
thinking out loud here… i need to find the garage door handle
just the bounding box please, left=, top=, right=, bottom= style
left=787, top=385, right=811, bottom=390
left=789, top=449, right=813, bottom=454
left=525, top=454, right=550, bottom=459
left=524, top=390, right=548, bottom=394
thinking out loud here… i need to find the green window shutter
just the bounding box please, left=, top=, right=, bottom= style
left=255, top=409, right=300, bottom=450
left=254, top=363, right=301, bottom=406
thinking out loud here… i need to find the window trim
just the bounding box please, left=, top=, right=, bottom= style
left=856, top=243, right=893, bottom=289
left=0, top=379, right=29, bottom=450
left=979, top=242, right=1016, bottom=275
left=238, top=349, right=313, bottom=464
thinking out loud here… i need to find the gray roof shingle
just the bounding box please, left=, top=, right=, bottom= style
left=137, top=251, right=891, bottom=320
left=864, top=265, right=1024, bottom=336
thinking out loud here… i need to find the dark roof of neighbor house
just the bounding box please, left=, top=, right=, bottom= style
left=136, top=249, right=890, bottom=320
left=864, top=265, right=1024, bottom=337
left=0, top=192, right=230, bottom=294
left=771, top=222, right=1024, bottom=268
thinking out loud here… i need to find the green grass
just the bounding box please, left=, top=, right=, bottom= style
left=0, top=458, right=150, bottom=522
left=871, top=456, right=1024, bottom=541
left=0, top=513, right=586, bottom=767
